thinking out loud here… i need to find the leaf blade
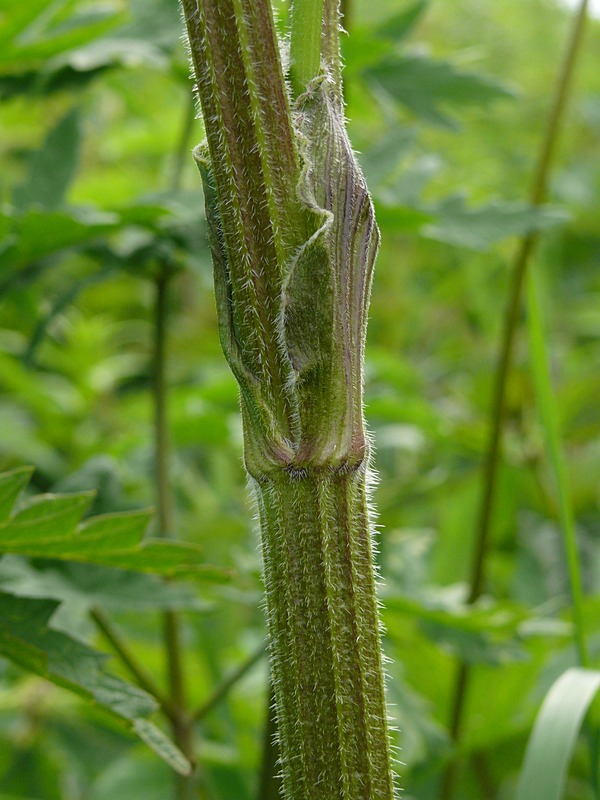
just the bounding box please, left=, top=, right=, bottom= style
left=516, top=667, right=600, bottom=800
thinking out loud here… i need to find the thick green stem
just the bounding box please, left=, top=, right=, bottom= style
left=442, top=2, right=590, bottom=798
left=254, top=465, right=394, bottom=799
left=182, top=1, right=395, bottom=796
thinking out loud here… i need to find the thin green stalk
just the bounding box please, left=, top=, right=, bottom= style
left=442, top=3, right=590, bottom=798
left=290, top=0, right=325, bottom=97
left=90, top=607, right=178, bottom=724
left=192, top=642, right=266, bottom=722
left=153, top=86, right=208, bottom=796
left=154, top=268, right=196, bottom=800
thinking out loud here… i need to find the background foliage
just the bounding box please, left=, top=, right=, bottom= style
left=0, top=0, right=599, bottom=798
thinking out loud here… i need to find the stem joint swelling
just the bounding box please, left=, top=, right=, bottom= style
left=181, top=0, right=396, bottom=796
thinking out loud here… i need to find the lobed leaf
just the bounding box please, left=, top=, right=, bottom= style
left=0, top=469, right=227, bottom=580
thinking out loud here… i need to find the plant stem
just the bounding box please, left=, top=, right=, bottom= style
left=192, top=642, right=266, bottom=722
left=255, top=468, right=394, bottom=799
left=182, top=1, right=395, bottom=796
left=290, top=0, right=325, bottom=97
left=154, top=276, right=195, bottom=798
left=154, top=268, right=196, bottom=800
left=442, top=3, right=590, bottom=798
left=90, top=606, right=178, bottom=724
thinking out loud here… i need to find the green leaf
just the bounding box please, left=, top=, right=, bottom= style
left=0, top=4, right=122, bottom=74
left=374, top=1, right=429, bottom=43
left=0, top=207, right=120, bottom=278
left=0, top=467, right=34, bottom=523
left=133, top=720, right=192, bottom=776
left=516, top=667, right=600, bottom=800
left=0, top=558, right=207, bottom=625
left=422, top=196, right=569, bottom=250
left=0, top=469, right=227, bottom=580
left=7, top=492, right=94, bottom=541
left=384, top=591, right=528, bottom=665
left=0, top=591, right=191, bottom=775
left=526, top=265, right=588, bottom=663
left=51, top=37, right=168, bottom=73
left=364, top=54, right=514, bottom=128
left=13, top=107, right=82, bottom=210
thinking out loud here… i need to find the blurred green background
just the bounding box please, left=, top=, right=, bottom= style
left=0, top=0, right=599, bottom=798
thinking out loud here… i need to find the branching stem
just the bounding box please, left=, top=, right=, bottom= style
left=192, top=642, right=266, bottom=722
left=90, top=606, right=178, bottom=724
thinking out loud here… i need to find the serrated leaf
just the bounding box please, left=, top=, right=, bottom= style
left=13, top=107, right=82, bottom=211
left=0, top=591, right=191, bottom=775
left=364, top=53, right=514, bottom=128
left=422, top=196, right=569, bottom=250
left=90, top=541, right=228, bottom=581
left=0, top=469, right=227, bottom=580
left=78, top=510, right=153, bottom=550
left=0, top=591, right=154, bottom=716
left=9, top=491, right=93, bottom=533
left=516, top=668, right=600, bottom=800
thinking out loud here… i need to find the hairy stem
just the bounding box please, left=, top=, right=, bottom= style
left=442, top=2, right=590, bottom=798
left=255, top=466, right=394, bottom=799
left=181, top=0, right=395, bottom=796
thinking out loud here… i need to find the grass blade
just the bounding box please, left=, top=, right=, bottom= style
left=526, top=264, right=588, bottom=666
left=516, top=668, right=600, bottom=800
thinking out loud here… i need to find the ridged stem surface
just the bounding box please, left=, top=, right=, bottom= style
left=181, top=1, right=396, bottom=796
left=254, top=465, right=394, bottom=800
